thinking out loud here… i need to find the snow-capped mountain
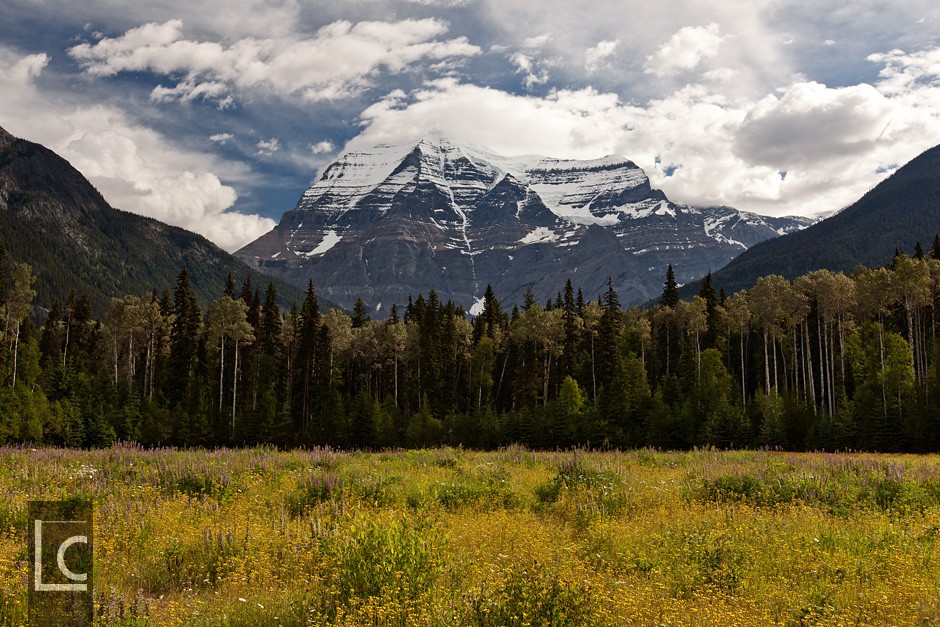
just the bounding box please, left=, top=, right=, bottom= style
left=236, top=137, right=813, bottom=312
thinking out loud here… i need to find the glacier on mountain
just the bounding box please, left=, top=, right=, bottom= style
left=236, top=137, right=814, bottom=313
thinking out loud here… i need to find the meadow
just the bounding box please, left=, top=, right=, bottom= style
left=2, top=445, right=940, bottom=625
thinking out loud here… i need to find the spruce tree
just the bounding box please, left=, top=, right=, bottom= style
left=293, top=281, right=321, bottom=443
left=224, top=273, right=235, bottom=298
left=167, top=266, right=201, bottom=408
left=662, top=264, right=680, bottom=308
left=698, top=271, right=720, bottom=348
left=351, top=297, right=369, bottom=328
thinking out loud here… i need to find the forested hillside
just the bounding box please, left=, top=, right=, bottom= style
left=704, top=143, right=940, bottom=296
left=0, top=125, right=302, bottom=313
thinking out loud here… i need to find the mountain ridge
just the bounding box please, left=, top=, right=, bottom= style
left=237, top=137, right=813, bottom=312
left=700, top=142, right=940, bottom=296
left=0, top=124, right=305, bottom=313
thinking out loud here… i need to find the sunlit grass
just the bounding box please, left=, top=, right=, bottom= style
left=2, top=445, right=940, bottom=624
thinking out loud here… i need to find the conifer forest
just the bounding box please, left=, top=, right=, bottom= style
left=4, top=240, right=940, bottom=454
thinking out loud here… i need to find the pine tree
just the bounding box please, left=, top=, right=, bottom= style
left=293, top=281, right=321, bottom=443
left=698, top=271, right=720, bottom=348
left=240, top=273, right=254, bottom=306
left=932, top=234, right=940, bottom=260
left=523, top=287, right=536, bottom=311
left=352, top=297, right=369, bottom=328
left=260, top=283, right=282, bottom=355
left=38, top=302, right=61, bottom=373
left=167, top=267, right=201, bottom=408
left=662, top=264, right=680, bottom=308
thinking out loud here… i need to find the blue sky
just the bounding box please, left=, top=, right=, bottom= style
left=2, top=0, right=940, bottom=251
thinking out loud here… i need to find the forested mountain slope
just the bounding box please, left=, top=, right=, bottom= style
left=705, top=143, right=940, bottom=295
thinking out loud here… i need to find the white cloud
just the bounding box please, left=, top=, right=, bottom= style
left=68, top=18, right=481, bottom=106
left=209, top=132, right=234, bottom=143
left=350, top=43, right=940, bottom=218
left=522, top=34, right=550, bottom=49
left=644, top=23, right=724, bottom=76
left=735, top=82, right=894, bottom=166
left=0, top=48, right=273, bottom=252
left=508, top=52, right=549, bottom=89
left=310, top=140, right=334, bottom=154
left=868, top=47, right=940, bottom=96
left=351, top=79, right=635, bottom=159
left=584, top=39, right=619, bottom=73
left=255, top=137, right=280, bottom=156
left=0, top=51, right=49, bottom=82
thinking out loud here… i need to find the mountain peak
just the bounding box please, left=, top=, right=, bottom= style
left=0, top=125, right=15, bottom=147
left=237, top=138, right=811, bottom=313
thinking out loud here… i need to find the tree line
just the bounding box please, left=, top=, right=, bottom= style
left=4, top=238, right=940, bottom=452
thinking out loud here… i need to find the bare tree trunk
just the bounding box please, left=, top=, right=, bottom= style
left=838, top=314, right=846, bottom=396
left=817, top=315, right=827, bottom=415
left=127, top=335, right=135, bottom=390
left=232, top=338, right=239, bottom=441
left=112, top=337, right=119, bottom=385
left=905, top=296, right=917, bottom=384
left=219, top=336, right=225, bottom=412
left=804, top=324, right=816, bottom=413
left=878, top=315, right=887, bottom=420
left=496, top=348, right=509, bottom=404
left=772, top=332, right=779, bottom=395
left=763, top=329, right=770, bottom=396
left=739, top=324, right=747, bottom=406
left=12, top=324, right=20, bottom=387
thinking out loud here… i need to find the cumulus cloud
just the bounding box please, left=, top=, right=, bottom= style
left=351, top=79, right=634, bottom=158
left=310, top=140, right=334, bottom=154
left=0, top=47, right=273, bottom=251
left=209, top=132, right=233, bottom=143
left=735, top=82, right=894, bottom=166
left=68, top=18, right=481, bottom=106
left=255, top=137, right=280, bottom=156
left=350, top=44, right=940, bottom=217
left=584, top=39, right=619, bottom=73
left=509, top=52, right=549, bottom=89
left=644, top=23, right=724, bottom=76
left=868, top=47, right=940, bottom=96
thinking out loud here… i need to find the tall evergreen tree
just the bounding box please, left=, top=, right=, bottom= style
left=293, top=281, right=321, bottom=443
left=166, top=267, right=201, bottom=408
left=352, top=298, right=369, bottom=328
left=662, top=264, right=680, bottom=308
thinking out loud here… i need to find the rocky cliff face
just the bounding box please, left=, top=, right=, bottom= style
left=237, top=138, right=813, bottom=312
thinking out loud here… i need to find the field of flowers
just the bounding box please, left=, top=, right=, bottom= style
left=2, top=445, right=940, bottom=625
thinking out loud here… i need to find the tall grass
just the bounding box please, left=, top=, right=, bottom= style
left=2, top=445, right=940, bottom=624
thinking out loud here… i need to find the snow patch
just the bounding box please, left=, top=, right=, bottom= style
left=519, top=227, right=559, bottom=245
left=469, top=296, right=486, bottom=317
left=303, top=230, right=342, bottom=256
